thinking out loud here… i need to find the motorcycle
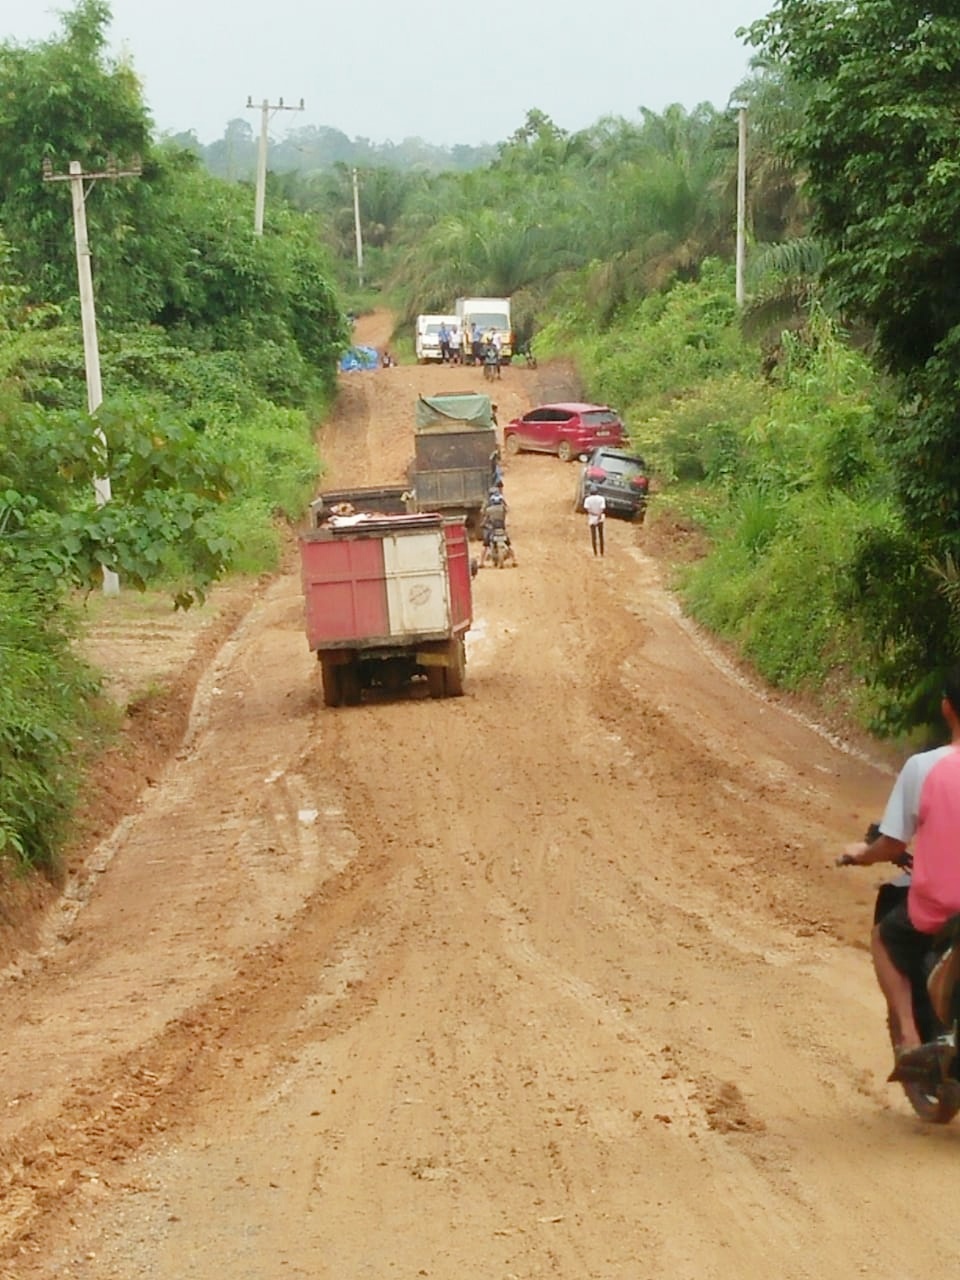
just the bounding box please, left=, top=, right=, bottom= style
left=488, top=527, right=512, bottom=568
left=850, top=824, right=960, bottom=1122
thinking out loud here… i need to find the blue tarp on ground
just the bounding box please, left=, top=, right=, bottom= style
left=339, top=345, right=379, bottom=372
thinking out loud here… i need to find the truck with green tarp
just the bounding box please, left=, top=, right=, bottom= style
left=409, top=393, right=499, bottom=538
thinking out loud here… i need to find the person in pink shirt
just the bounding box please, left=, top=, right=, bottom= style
left=840, top=668, right=960, bottom=1070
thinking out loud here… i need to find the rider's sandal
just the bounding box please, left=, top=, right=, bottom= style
left=888, top=1044, right=918, bottom=1083
left=888, top=1037, right=955, bottom=1084
left=889, top=1044, right=929, bottom=1084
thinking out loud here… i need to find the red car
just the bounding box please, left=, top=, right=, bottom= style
left=503, top=402, right=627, bottom=462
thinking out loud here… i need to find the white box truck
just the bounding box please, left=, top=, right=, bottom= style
left=455, top=297, right=513, bottom=362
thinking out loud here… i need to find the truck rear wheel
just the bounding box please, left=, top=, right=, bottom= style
left=341, top=661, right=362, bottom=706
left=426, top=666, right=446, bottom=699
left=444, top=637, right=466, bottom=697
left=320, top=658, right=343, bottom=707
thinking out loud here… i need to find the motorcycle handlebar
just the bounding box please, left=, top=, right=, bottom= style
left=835, top=821, right=912, bottom=869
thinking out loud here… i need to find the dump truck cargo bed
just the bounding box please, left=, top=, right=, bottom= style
left=299, top=512, right=473, bottom=704
left=309, top=485, right=412, bottom=525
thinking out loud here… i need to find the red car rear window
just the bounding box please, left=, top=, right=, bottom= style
left=581, top=410, right=620, bottom=427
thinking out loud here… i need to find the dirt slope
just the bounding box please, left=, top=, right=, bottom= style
left=0, top=314, right=951, bottom=1280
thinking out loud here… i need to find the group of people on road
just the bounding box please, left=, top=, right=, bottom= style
left=436, top=322, right=503, bottom=375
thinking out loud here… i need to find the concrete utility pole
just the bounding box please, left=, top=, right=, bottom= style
left=246, top=96, right=304, bottom=235
left=735, top=105, right=748, bottom=308
left=352, top=167, right=364, bottom=289
left=42, top=154, right=142, bottom=596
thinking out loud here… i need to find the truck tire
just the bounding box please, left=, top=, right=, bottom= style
left=320, top=658, right=343, bottom=708
left=426, top=666, right=446, bottom=699
left=341, top=660, right=362, bottom=706
left=444, top=637, right=466, bottom=698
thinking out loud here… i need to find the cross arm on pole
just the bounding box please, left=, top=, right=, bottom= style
left=246, top=96, right=305, bottom=235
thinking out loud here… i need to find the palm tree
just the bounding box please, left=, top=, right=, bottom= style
left=570, top=105, right=733, bottom=318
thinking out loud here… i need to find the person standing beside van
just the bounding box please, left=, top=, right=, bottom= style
left=449, top=325, right=462, bottom=365
left=438, top=321, right=451, bottom=363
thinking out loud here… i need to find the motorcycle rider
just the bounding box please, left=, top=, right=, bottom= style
left=839, top=665, right=960, bottom=1076
left=478, top=482, right=516, bottom=567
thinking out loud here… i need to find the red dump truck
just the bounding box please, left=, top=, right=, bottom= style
left=300, top=511, right=472, bottom=705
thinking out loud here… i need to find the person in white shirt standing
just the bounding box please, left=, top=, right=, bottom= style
left=583, top=484, right=606, bottom=556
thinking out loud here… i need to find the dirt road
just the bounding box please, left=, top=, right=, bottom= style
left=1, top=313, right=954, bottom=1280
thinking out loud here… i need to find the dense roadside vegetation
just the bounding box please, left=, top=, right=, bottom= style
left=0, top=1, right=346, bottom=872
left=4, top=0, right=959, bottom=876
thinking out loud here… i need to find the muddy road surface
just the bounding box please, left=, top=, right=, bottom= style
left=1, top=313, right=954, bottom=1280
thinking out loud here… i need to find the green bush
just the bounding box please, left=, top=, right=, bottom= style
left=556, top=269, right=915, bottom=724
left=0, top=566, right=97, bottom=873
left=579, top=262, right=751, bottom=417
left=639, top=374, right=770, bottom=483
left=683, top=489, right=886, bottom=700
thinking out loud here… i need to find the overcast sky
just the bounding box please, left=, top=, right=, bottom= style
left=3, top=0, right=770, bottom=147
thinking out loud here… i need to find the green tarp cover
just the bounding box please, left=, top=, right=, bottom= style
left=415, top=393, right=494, bottom=431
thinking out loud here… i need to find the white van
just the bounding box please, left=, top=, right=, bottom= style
left=415, top=314, right=459, bottom=363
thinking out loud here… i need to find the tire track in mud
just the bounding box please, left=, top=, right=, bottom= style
left=0, top=748, right=413, bottom=1274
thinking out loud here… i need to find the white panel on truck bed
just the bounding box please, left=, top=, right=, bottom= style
left=383, top=531, right=451, bottom=638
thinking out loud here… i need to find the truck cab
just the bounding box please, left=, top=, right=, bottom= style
left=455, top=297, right=512, bottom=361
left=415, top=314, right=459, bottom=363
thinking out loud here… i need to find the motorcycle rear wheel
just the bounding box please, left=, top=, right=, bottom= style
left=888, top=1013, right=960, bottom=1123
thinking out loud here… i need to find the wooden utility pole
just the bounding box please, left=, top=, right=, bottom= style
left=42, top=154, right=142, bottom=596
left=246, top=96, right=304, bottom=235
